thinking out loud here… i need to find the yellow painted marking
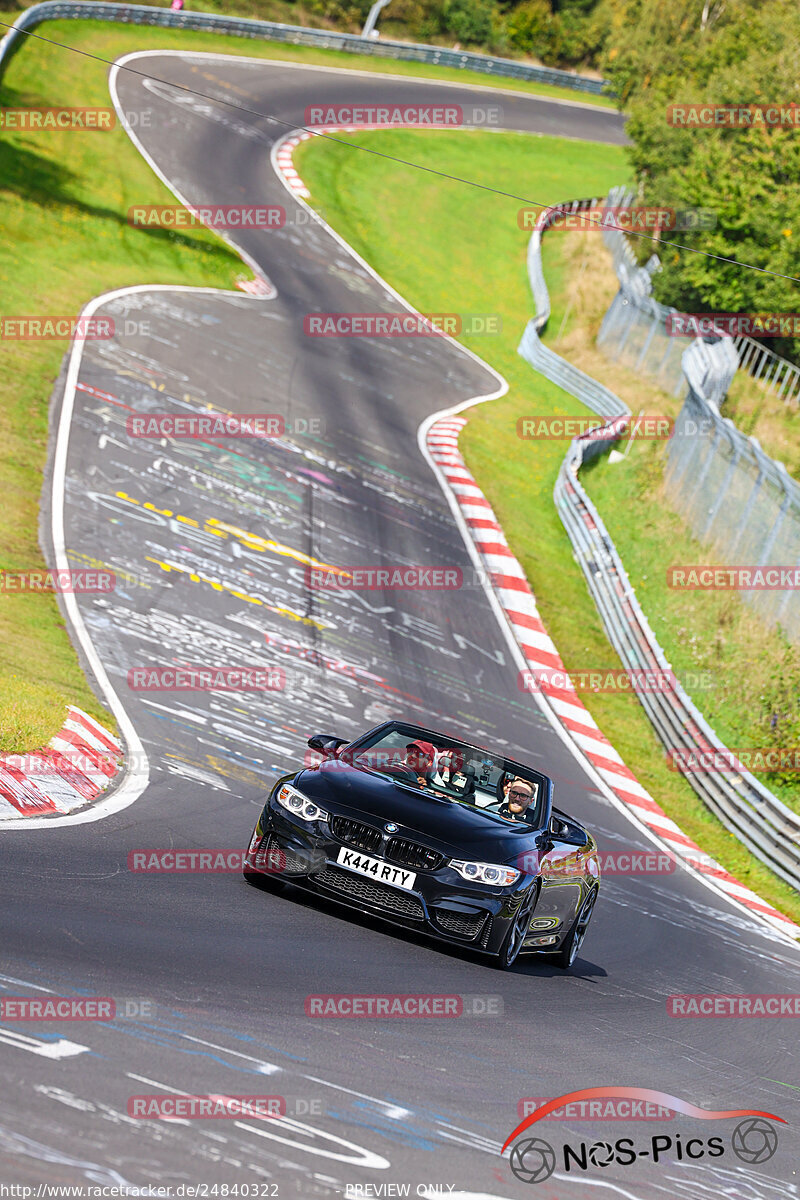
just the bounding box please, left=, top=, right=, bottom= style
left=206, top=518, right=348, bottom=574
left=145, top=557, right=329, bottom=631
left=200, top=71, right=253, bottom=98
left=114, top=497, right=346, bottom=574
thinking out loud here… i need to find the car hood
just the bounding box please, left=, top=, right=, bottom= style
left=295, top=762, right=539, bottom=863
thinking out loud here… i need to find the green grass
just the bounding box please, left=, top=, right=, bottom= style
left=296, top=128, right=800, bottom=925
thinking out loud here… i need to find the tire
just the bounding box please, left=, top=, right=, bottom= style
left=495, top=886, right=538, bottom=970
left=550, top=887, right=598, bottom=970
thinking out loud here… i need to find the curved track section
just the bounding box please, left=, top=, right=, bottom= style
left=2, top=54, right=798, bottom=1198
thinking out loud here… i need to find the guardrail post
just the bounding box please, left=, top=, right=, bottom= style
left=701, top=432, right=742, bottom=541
left=776, top=552, right=800, bottom=624
left=634, top=310, right=660, bottom=369
left=728, top=453, right=767, bottom=557
left=756, top=466, right=793, bottom=567
left=362, top=0, right=392, bottom=38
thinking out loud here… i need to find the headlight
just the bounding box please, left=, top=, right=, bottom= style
left=275, top=783, right=328, bottom=823
left=449, top=859, right=520, bottom=886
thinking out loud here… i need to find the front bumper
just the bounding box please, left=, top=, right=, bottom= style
left=244, top=802, right=557, bottom=957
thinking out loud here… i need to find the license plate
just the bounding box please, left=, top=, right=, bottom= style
left=336, top=846, right=416, bottom=891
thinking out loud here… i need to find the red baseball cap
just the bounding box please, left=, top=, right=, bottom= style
left=406, top=740, right=436, bottom=762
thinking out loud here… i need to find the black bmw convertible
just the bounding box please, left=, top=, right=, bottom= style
left=244, top=720, right=600, bottom=969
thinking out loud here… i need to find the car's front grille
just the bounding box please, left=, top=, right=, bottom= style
left=330, top=816, right=383, bottom=854
left=386, top=837, right=445, bottom=872
left=314, top=867, right=425, bottom=920
left=435, top=910, right=488, bottom=940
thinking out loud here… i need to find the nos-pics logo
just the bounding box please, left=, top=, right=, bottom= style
left=503, top=1088, right=783, bottom=1184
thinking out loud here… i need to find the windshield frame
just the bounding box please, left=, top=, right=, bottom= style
left=339, top=721, right=552, bottom=831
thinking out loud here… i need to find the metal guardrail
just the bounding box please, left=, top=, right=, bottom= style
left=600, top=186, right=800, bottom=645
left=0, top=0, right=611, bottom=94
left=519, top=200, right=800, bottom=892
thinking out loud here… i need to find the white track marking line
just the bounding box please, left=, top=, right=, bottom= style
left=0, top=1029, right=89, bottom=1058
left=302, top=1075, right=411, bottom=1120
left=177, top=1032, right=282, bottom=1074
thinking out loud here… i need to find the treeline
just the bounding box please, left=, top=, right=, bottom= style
left=352, top=0, right=800, bottom=364
left=307, top=0, right=610, bottom=68
left=601, top=0, right=800, bottom=363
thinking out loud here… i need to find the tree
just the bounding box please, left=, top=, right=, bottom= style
left=507, top=0, right=559, bottom=56
left=603, top=0, right=800, bottom=361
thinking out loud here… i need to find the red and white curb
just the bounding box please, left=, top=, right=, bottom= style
left=426, top=417, right=799, bottom=940
left=236, top=275, right=273, bottom=297
left=275, top=131, right=313, bottom=200
left=0, top=707, right=122, bottom=820
left=275, top=126, right=387, bottom=201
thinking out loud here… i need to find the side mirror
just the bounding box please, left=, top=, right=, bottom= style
left=549, top=814, right=588, bottom=847
left=308, top=734, right=346, bottom=757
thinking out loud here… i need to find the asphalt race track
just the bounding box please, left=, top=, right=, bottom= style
left=1, top=51, right=799, bottom=1198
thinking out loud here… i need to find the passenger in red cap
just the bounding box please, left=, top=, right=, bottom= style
left=406, top=740, right=436, bottom=786
left=386, top=740, right=436, bottom=789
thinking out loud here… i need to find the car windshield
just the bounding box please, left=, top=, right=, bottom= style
left=343, top=723, right=544, bottom=827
